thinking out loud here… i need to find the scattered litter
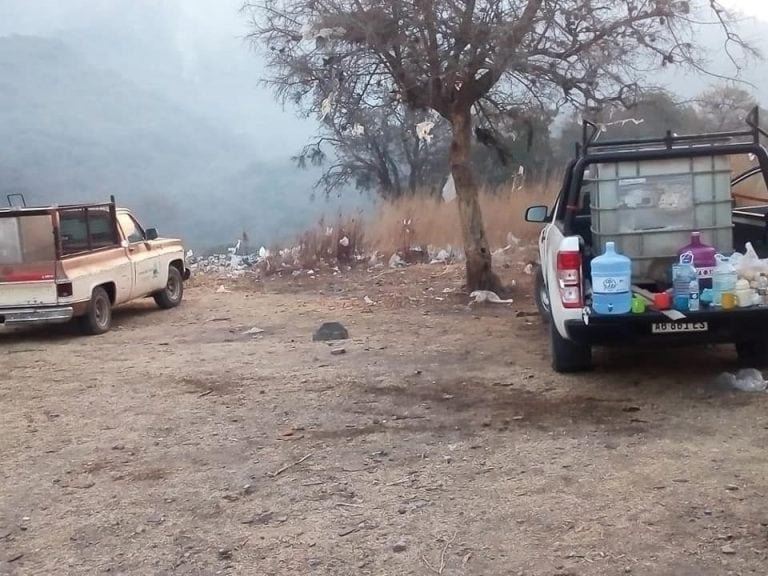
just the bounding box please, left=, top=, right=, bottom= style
left=416, top=121, right=435, bottom=142
left=430, top=249, right=451, bottom=264
left=506, top=233, right=521, bottom=248
left=442, top=173, right=456, bottom=202
left=524, top=262, right=534, bottom=275
left=717, top=368, right=767, bottom=392
left=330, top=348, right=346, bottom=356
left=389, top=253, right=407, bottom=268
left=243, top=327, right=265, bottom=336
left=469, top=290, right=514, bottom=304
left=215, top=285, right=231, bottom=294
left=363, top=296, right=375, bottom=305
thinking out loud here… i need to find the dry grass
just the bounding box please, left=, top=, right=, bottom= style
left=298, top=214, right=365, bottom=264
left=369, top=181, right=557, bottom=254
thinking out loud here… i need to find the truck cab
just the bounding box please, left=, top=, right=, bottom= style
left=527, top=107, right=768, bottom=373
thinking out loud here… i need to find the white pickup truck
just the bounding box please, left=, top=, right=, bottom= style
left=525, top=110, right=768, bottom=373
left=0, top=197, right=190, bottom=334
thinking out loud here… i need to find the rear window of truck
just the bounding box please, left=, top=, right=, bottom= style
left=60, top=207, right=119, bottom=255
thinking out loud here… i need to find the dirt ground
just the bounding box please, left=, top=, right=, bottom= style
left=2, top=262, right=768, bottom=576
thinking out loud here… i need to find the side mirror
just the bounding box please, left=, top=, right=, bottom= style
left=145, top=228, right=159, bottom=241
left=525, top=205, right=550, bottom=223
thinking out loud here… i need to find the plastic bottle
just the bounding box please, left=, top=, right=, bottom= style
left=591, top=242, right=632, bottom=315
left=712, top=254, right=737, bottom=307
left=672, top=252, right=698, bottom=300
left=758, top=274, right=768, bottom=305
left=677, top=231, right=717, bottom=289
left=688, top=280, right=700, bottom=311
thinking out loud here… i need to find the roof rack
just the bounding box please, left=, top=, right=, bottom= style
left=580, top=105, right=768, bottom=156
left=0, top=195, right=118, bottom=213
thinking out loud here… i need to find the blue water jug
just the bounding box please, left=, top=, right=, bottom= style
left=591, top=242, right=632, bottom=314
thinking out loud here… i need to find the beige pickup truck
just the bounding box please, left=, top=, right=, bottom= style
left=0, top=198, right=190, bottom=334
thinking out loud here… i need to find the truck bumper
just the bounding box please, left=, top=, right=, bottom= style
left=565, top=307, right=768, bottom=347
left=0, top=306, right=74, bottom=327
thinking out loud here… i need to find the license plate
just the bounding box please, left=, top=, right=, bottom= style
left=652, top=322, right=709, bottom=334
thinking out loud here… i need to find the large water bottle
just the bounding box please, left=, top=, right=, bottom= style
left=672, top=252, right=698, bottom=300
left=712, top=254, right=737, bottom=307
left=677, top=232, right=717, bottom=289
left=591, top=242, right=632, bottom=314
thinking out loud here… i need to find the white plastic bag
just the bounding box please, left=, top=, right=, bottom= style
left=733, top=242, right=767, bottom=281
left=717, top=368, right=767, bottom=392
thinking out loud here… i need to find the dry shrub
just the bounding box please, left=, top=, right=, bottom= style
left=369, top=181, right=557, bottom=254
left=294, top=213, right=365, bottom=268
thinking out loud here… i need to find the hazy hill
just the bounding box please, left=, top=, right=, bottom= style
left=0, top=35, right=354, bottom=249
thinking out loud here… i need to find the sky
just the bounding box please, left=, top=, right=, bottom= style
left=725, top=0, right=768, bottom=20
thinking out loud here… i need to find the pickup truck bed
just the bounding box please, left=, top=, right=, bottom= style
left=526, top=108, right=768, bottom=373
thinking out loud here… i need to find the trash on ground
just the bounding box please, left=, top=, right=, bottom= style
left=469, top=290, right=514, bottom=304
left=389, top=253, right=407, bottom=268
left=717, top=368, right=767, bottom=392
left=216, top=285, right=232, bottom=294
left=243, top=327, right=265, bottom=335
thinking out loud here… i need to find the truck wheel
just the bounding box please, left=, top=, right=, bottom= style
left=154, top=266, right=184, bottom=309
left=735, top=339, right=768, bottom=368
left=550, top=319, right=592, bottom=373
left=80, top=287, right=112, bottom=335
left=534, top=266, right=551, bottom=323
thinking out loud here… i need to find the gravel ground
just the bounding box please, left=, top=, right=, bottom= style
left=2, top=265, right=768, bottom=576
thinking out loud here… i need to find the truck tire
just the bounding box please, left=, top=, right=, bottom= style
left=80, top=287, right=112, bottom=335
left=550, top=319, right=592, bottom=373
left=534, top=266, right=551, bottom=323
left=154, top=266, right=184, bottom=309
left=735, top=339, right=768, bottom=368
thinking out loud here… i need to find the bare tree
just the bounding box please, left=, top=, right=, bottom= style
left=697, top=84, right=758, bottom=132
left=295, top=100, right=450, bottom=198
left=244, top=0, right=753, bottom=291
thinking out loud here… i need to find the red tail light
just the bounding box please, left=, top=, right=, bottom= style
left=556, top=250, right=583, bottom=308
left=0, top=272, right=55, bottom=282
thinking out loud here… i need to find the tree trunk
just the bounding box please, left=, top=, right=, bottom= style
left=450, top=106, right=503, bottom=293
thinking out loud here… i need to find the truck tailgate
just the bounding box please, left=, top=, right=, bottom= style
left=0, top=281, right=57, bottom=307
left=0, top=264, right=58, bottom=307
left=0, top=212, right=59, bottom=307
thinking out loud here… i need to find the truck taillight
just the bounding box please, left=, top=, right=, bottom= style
left=556, top=250, right=582, bottom=308
left=56, top=282, right=73, bottom=298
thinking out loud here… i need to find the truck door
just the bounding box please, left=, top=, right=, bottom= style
left=117, top=212, right=162, bottom=298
